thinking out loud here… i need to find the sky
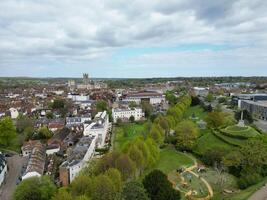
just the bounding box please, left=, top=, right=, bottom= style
left=0, top=0, right=267, bottom=78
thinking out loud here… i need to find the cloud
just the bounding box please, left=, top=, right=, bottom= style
left=0, top=0, right=266, bottom=77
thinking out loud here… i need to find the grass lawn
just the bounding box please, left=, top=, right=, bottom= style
left=185, top=106, right=207, bottom=121
left=193, top=129, right=234, bottom=155
left=222, top=125, right=260, bottom=139
left=154, top=146, right=194, bottom=174
left=213, top=130, right=247, bottom=147
left=113, top=123, right=146, bottom=150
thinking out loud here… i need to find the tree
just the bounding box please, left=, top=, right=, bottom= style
left=205, top=111, right=235, bottom=129
left=70, top=175, right=92, bottom=197
left=52, top=188, right=72, bottom=200
left=149, top=124, right=164, bottom=144
left=141, top=102, right=153, bottom=118
left=115, top=154, right=136, bottom=180
left=96, top=100, right=108, bottom=112
left=205, top=93, right=214, bottom=102
left=143, top=170, right=180, bottom=200
left=175, top=120, right=199, bottom=151
left=0, top=117, right=17, bottom=146
left=165, top=91, right=178, bottom=105
left=104, top=168, right=122, bottom=199
left=129, top=115, right=135, bottom=123
left=127, top=144, right=145, bottom=175
left=35, top=127, right=52, bottom=139
left=52, top=99, right=65, bottom=109
left=16, top=115, right=34, bottom=133
left=13, top=176, right=56, bottom=200
left=91, top=174, right=116, bottom=200
left=122, top=181, right=149, bottom=200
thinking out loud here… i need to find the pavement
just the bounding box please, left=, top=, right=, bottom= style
left=254, top=119, right=267, bottom=132
left=249, top=185, right=267, bottom=200
left=0, top=155, right=27, bottom=200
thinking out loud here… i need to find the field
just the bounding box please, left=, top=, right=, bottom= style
left=154, top=146, right=194, bottom=174
left=113, top=123, right=146, bottom=150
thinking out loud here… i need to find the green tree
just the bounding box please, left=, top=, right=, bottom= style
left=13, top=176, right=56, bottom=200
left=115, top=153, right=136, bottom=180
left=70, top=175, right=92, bottom=197
left=52, top=99, right=65, bottom=109
left=149, top=124, right=164, bottom=144
left=91, top=174, right=116, bottom=200
left=205, top=112, right=235, bottom=129
left=129, top=115, right=135, bottom=123
left=175, top=120, right=199, bottom=151
left=96, top=100, right=108, bottom=112
left=52, top=188, right=72, bottom=200
left=141, top=102, right=153, bottom=118
left=122, top=181, right=149, bottom=200
left=143, top=170, right=180, bottom=200
left=16, top=115, right=34, bottom=133
left=0, top=117, right=17, bottom=146
left=104, top=168, right=122, bottom=198
left=36, top=127, right=52, bottom=139
left=205, top=93, right=214, bottom=102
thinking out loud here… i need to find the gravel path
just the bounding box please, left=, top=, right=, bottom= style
left=249, top=185, right=267, bottom=200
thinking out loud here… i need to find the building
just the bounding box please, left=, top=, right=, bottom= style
left=0, top=152, right=7, bottom=186
left=231, top=93, right=267, bottom=108
left=241, top=100, right=267, bottom=121
left=122, top=91, right=165, bottom=105
left=83, top=111, right=109, bottom=148
left=22, top=142, right=46, bottom=180
left=21, top=140, right=39, bottom=157
left=66, top=116, right=91, bottom=126
left=112, top=107, right=144, bottom=123
left=193, top=87, right=209, bottom=97
left=67, top=93, right=90, bottom=102
left=9, top=107, right=19, bottom=119
left=59, top=135, right=96, bottom=186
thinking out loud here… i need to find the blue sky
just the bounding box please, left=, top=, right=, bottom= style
left=0, top=0, right=267, bottom=78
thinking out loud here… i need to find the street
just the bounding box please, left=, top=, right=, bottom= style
left=0, top=155, right=27, bottom=200
left=254, top=119, right=267, bottom=133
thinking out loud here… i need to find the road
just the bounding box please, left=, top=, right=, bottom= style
left=254, top=119, right=267, bottom=132
left=0, top=155, right=27, bottom=200
left=249, top=185, right=267, bottom=200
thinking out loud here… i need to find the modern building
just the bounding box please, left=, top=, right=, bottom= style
left=66, top=116, right=91, bottom=126
left=22, top=142, right=46, bottom=180
left=240, top=100, right=267, bottom=121
left=83, top=111, right=109, bottom=148
left=112, top=107, right=144, bottom=123
left=122, top=91, right=165, bottom=105
left=67, top=93, right=90, bottom=102
left=0, top=152, right=7, bottom=186
left=231, top=93, right=267, bottom=108
left=59, top=135, right=96, bottom=186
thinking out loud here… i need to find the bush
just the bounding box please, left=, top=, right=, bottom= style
left=238, top=173, right=262, bottom=189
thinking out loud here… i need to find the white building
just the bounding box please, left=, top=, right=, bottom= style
left=9, top=107, right=19, bottom=119
left=112, top=107, right=144, bottom=123
left=193, top=87, right=209, bottom=96
left=83, top=111, right=109, bottom=148
left=67, top=93, right=90, bottom=102
left=60, top=135, right=96, bottom=185
left=0, top=152, right=7, bottom=186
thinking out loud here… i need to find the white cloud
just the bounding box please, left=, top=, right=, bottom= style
left=0, top=0, right=266, bottom=77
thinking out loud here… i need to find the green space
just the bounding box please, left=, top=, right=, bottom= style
left=193, top=129, right=234, bottom=155
left=185, top=105, right=207, bottom=121
left=222, top=125, right=260, bottom=139
left=213, top=130, right=247, bottom=146
left=113, top=123, right=146, bottom=150
left=154, top=146, right=194, bottom=174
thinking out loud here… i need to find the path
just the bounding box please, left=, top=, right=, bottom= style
left=169, top=153, right=214, bottom=200
left=248, top=184, right=267, bottom=200
left=0, top=155, right=27, bottom=200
